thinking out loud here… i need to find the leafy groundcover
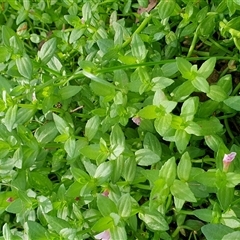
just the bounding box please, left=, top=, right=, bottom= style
left=1, top=0, right=240, bottom=239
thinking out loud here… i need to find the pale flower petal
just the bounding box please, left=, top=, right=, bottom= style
left=223, top=152, right=237, bottom=172
left=132, top=116, right=141, bottom=125
left=95, top=230, right=110, bottom=240
left=223, top=152, right=237, bottom=163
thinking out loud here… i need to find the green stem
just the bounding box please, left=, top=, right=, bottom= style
left=219, top=66, right=229, bottom=78
left=169, top=141, right=175, bottom=152
left=232, top=82, right=240, bottom=96
left=96, top=56, right=238, bottom=74
left=208, top=38, right=232, bottom=54
left=187, top=27, right=199, bottom=57
left=181, top=47, right=209, bottom=57
left=224, top=118, right=234, bottom=140
left=122, top=14, right=152, bottom=48
left=218, top=113, right=236, bottom=120
left=134, top=184, right=151, bottom=190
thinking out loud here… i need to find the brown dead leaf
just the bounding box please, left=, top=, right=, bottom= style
left=137, top=0, right=158, bottom=14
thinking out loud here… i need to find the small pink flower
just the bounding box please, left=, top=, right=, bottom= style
left=132, top=116, right=141, bottom=126
left=223, top=152, right=237, bottom=172
left=102, top=189, right=109, bottom=197
left=95, top=230, right=110, bottom=240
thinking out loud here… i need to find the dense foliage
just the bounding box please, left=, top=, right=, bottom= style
left=1, top=0, right=240, bottom=239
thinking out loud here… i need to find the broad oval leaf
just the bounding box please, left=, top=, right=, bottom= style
left=135, top=149, right=160, bottom=166
left=139, top=206, right=169, bottom=231
left=170, top=179, right=197, bottom=202
left=38, top=38, right=57, bottom=64
left=16, top=55, right=32, bottom=79
left=223, top=96, right=240, bottom=111
left=158, top=0, right=176, bottom=19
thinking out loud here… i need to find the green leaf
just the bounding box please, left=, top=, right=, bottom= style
left=6, top=198, right=27, bottom=214
left=172, top=81, right=195, bottom=101
left=193, top=209, right=213, bottom=222
left=83, top=71, right=116, bottom=89
left=131, top=33, right=147, bottom=61
left=80, top=144, right=101, bottom=160
left=38, top=38, right=57, bottom=64
left=138, top=105, right=157, bottom=119
left=176, top=57, right=192, bottom=79
left=224, top=96, right=240, bottom=111
left=185, top=117, right=223, bottom=136
left=15, top=107, right=36, bottom=125
left=175, top=129, right=190, bottom=153
left=16, top=55, right=32, bottom=79
left=207, top=85, right=228, bottom=102
left=69, top=28, right=85, bottom=44
left=64, top=137, right=76, bottom=158
left=158, top=0, right=176, bottom=19
left=197, top=100, right=219, bottom=117
left=110, top=225, right=127, bottom=240
left=92, top=216, right=113, bottom=232
left=180, top=97, right=198, bottom=122
left=204, top=135, right=226, bottom=152
left=28, top=172, right=53, bottom=193
left=222, top=232, right=240, bottom=240
left=143, top=132, right=162, bottom=157
left=4, top=105, right=17, bottom=132
left=2, top=26, right=16, bottom=47
left=0, top=46, right=10, bottom=63
left=97, top=194, right=118, bottom=217
left=135, top=149, right=160, bottom=166
left=90, top=81, right=115, bottom=97
left=152, top=77, right=174, bottom=90
left=159, top=157, right=176, bottom=186
left=154, top=113, right=172, bottom=136
left=117, top=193, right=132, bottom=218
left=0, top=75, right=11, bottom=93
left=26, top=221, right=50, bottom=240
left=45, top=215, right=71, bottom=233
left=201, top=223, right=234, bottom=240
left=177, top=152, right=192, bottom=182
left=170, top=180, right=196, bottom=202
left=217, top=74, right=232, bottom=95
left=122, top=157, right=136, bottom=182
left=94, top=162, right=112, bottom=185
left=217, top=186, right=234, bottom=211
left=139, top=206, right=169, bottom=231
left=85, top=115, right=100, bottom=141
left=34, top=122, right=58, bottom=144
left=59, top=85, right=81, bottom=100
left=193, top=171, right=216, bottom=187
left=110, top=124, right=125, bottom=159
left=53, top=113, right=69, bottom=135
left=198, top=57, right=216, bottom=79
left=192, top=76, right=209, bottom=93
left=82, top=2, right=92, bottom=23
left=199, top=15, right=216, bottom=37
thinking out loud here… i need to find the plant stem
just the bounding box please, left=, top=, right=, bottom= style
left=232, top=82, right=240, bottom=96
left=96, top=56, right=238, bottom=73
left=209, top=38, right=232, bottom=54
left=224, top=118, right=234, bottom=140
left=122, top=14, right=152, bottom=48
left=187, top=27, right=199, bottom=57
left=218, top=113, right=236, bottom=120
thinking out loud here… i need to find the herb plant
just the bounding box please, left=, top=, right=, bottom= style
left=1, top=0, right=240, bottom=239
